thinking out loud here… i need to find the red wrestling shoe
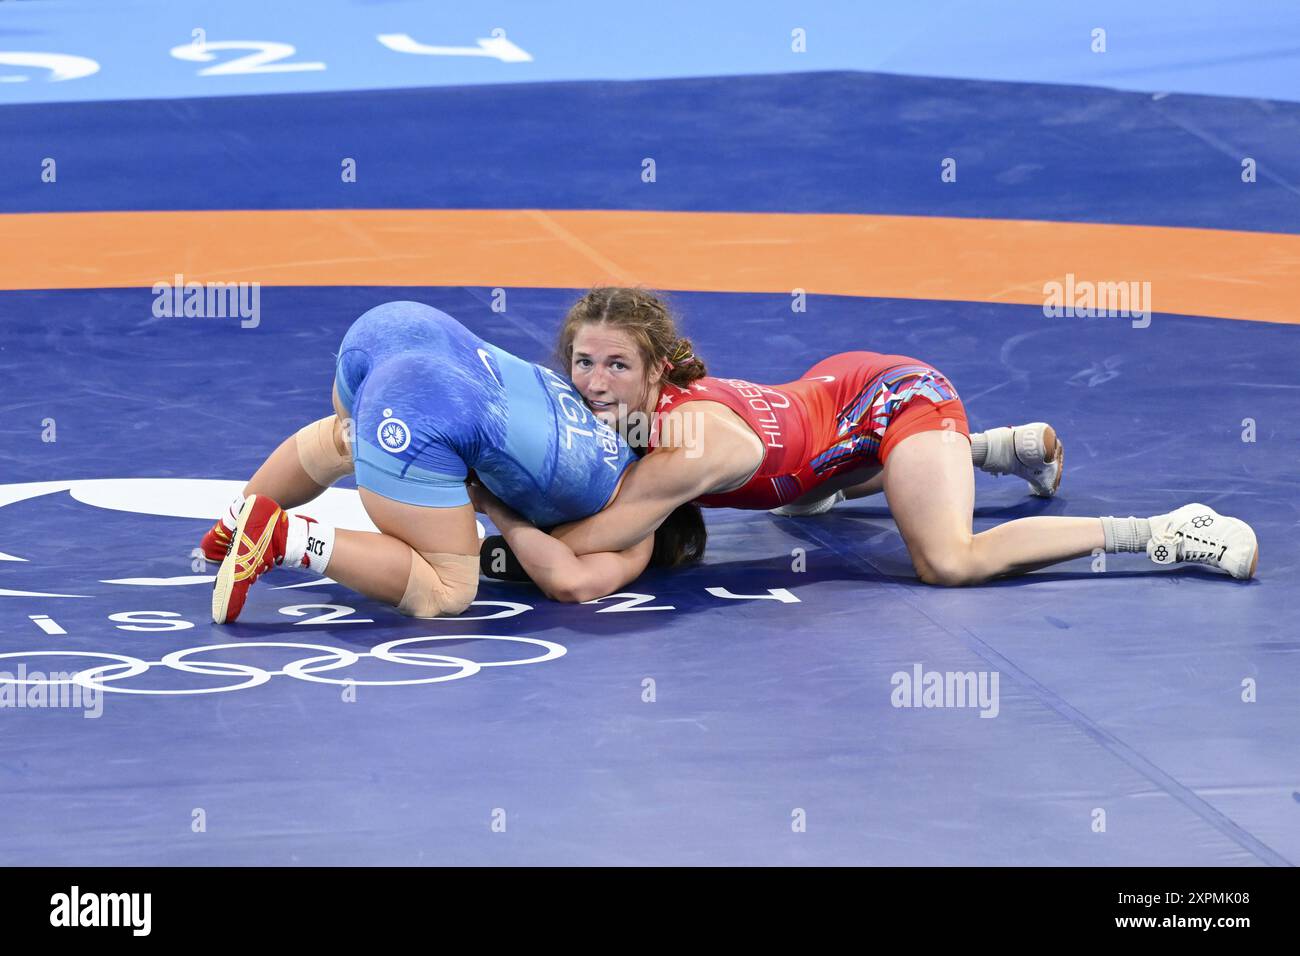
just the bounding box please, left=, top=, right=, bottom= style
left=211, top=494, right=288, bottom=624
left=200, top=495, right=247, bottom=562
left=199, top=518, right=232, bottom=563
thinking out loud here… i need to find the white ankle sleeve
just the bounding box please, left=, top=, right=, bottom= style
left=283, top=513, right=335, bottom=573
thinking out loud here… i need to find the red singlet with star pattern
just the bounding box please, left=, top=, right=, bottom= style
left=646, top=352, right=968, bottom=509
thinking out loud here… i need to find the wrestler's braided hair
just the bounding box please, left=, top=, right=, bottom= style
left=557, top=286, right=707, bottom=389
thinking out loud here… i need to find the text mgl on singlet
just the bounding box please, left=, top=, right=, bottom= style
left=539, top=366, right=626, bottom=469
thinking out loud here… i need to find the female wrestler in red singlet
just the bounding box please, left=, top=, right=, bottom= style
left=474, top=287, right=1257, bottom=597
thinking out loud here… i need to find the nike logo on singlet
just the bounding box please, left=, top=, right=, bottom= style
left=477, top=348, right=502, bottom=386
left=807, top=375, right=836, bottom=382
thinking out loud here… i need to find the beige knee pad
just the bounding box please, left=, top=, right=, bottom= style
left=295, top=416, right=353, bottom=487
left=396, top=550, right=479, bottom=618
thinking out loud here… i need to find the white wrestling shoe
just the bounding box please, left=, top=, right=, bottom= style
left=979, top=422, right=1064, bottom=497
left=770, top=489, right=845, bottom=517
left=1147, top=503, right=1259, bottom=580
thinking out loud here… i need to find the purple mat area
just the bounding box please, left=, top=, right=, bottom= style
left=0, top=284, right=1294, bottom=865
left=3, top=60, right=1296, bottom=865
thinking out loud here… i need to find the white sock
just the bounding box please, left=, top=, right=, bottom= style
left=283, top=513, right=336, bottom=573
left=974, top=426, right=1024, bottom=475
left=1100, top=516, right=1152, bottom=553
left=220, top=493, right=246, bottom=531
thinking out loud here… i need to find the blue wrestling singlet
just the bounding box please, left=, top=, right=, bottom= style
left=333, top=301, right=635, bottom=527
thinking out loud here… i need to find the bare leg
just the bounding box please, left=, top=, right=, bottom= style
left=315, top=490, right=476, bottom=605
left=243, top=385, right=352, bottom=509
left=243, top=434, right=332, bottom=509
left=317, top=527, right=415, bottom=605
left=882, top=430, right=1103, bottom=585
left=218, top=387, right=479, bottom=616
left=834, top=423, right=1060, bottom=503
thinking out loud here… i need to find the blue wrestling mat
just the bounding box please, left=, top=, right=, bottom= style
left=1, top=2, right=1297, bottom=866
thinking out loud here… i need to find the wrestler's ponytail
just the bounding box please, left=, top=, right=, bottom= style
left=664, top=336, right=707, bottom=388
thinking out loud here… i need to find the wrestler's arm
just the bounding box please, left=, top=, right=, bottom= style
left=474, top=486, right=654, bottom=603
left=550, top=445, right=720, bottom=555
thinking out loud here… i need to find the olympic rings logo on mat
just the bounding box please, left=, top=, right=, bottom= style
left=377, top=407, right=411, bottom=453
left=0, top=635, right=566, bottom=696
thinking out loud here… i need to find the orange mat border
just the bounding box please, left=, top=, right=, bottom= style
left=3, top=208, right=1297, bottom=324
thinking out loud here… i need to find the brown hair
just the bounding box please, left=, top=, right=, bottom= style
left=650, top=503, right=708, bottom=568
left=556, top=286, right=709, bottom=571
left=557, top=286, right=708, bottom=389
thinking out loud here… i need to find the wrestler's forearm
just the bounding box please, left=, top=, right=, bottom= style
left=488, top=503, right=649, bottom=601
left=551, top=508, right=656, bottom=556
left=487, top=505, right=584, bottom=593
left=554, top=443, right=718, bottom=555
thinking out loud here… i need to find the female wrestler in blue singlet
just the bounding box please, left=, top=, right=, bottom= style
left=204, top=301, right=704, bottom=623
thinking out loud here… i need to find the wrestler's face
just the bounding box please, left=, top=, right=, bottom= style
left=570, top=324, right=661, bottom=432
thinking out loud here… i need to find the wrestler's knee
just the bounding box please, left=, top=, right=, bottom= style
left=910, top=540, right=978, bottom=587
left=296, top=415, right=354, bottom=486
left=396, top=550, right=479, bottom=618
